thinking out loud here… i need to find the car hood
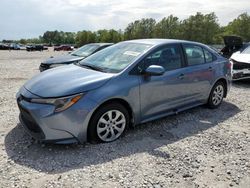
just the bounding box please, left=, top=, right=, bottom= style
left=43, top=54, right=84, bottom=64
left=231, top=53, right=250, bottom=64
left=24, top=64, right=114, bottom=98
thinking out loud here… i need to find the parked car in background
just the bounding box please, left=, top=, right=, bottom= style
left=43, top=45, right=49, bottom=51
left=220, top=36, right=250, bottom=58
left=54, top=45, right=73, bottom=51
left=26, top=45, right=47, bottom=52
left=230, top=45, right=250, bottom=80
left=19, top=44, right=26, bottom=50
left=17, top=39, right=231, bottom=144
left=0, top=43, right=10, bottom=50
left=9, top=43, right=21, bottom=50
left=39, top=43, right=113, bottom=71
left=1, top=43, right=27, bottom=50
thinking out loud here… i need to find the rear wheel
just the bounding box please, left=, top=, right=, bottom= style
left=207, top=81, right=225, bottom=108
left=88, top=103, right=129, bottom=143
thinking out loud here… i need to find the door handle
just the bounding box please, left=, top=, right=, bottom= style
left=178, top=73, right=185, bottom=79
left=208, top=67, right=213, bottom=71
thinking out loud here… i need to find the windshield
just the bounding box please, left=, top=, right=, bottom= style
left=71, top=44, right=100, bottom=57
left=79, top=42, right=152, bottom=73
left=242, top=46, right=250, bottom=54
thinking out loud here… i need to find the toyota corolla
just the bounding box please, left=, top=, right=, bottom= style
left=16, top=39, right=232, bottom=144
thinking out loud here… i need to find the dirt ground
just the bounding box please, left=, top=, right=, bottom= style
left=0, top=49, right=249, bottom=188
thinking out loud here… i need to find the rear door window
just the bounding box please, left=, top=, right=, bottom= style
left=183, top=44, right=205, bottom=66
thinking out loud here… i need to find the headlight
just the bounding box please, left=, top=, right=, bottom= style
left=30, top=93, right=83, bottom=112
left=50, top=63, right=67, bottom=68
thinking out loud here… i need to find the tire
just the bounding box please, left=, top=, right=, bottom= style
left=88, top=103, right=129, bottom=143
left=207, top=81, right=225, bottom=109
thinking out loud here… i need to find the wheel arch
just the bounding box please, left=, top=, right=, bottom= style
left=87, top=98, right=135, bottom=141
left=211, top=77, right=228, bottom=97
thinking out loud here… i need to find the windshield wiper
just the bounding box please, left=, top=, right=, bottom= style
left=71, top=53, right=79, bottom=56
left=80, top=64, right=106, bottom=72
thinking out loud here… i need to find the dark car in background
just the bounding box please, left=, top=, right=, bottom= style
left=39, top=43, right=113, bottom=71
left=0, top=43, right=26, bottom=50
left=54, top=45, right=73, bottom=51
left=0, top=43, right=10, bottom=50
left=26, top=45, right=48, bottom=52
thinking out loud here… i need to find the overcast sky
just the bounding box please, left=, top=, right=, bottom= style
left=0, top=0, right=249, bottom=40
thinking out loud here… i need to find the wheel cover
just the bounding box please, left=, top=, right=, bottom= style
left=97, top=110, right=126, bottom=142
left=212, top=85, right=224, bottom=106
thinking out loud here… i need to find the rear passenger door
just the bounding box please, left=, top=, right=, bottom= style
left=139, top=44, right=200, bottom=120
left=182, top=44, right=215, bottom=101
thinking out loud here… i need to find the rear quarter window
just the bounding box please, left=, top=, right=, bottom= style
left=183, top=44, right=205, bottom=66
left=204, top=48, right=217, bottom=63
left=204, top=49, right=213, bottom=63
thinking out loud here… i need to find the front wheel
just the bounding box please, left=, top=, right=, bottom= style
left=88, top=103, right=129, bottom=143
left=207, top=81, right=225, bottom=108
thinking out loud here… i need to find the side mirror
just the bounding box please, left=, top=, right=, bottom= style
left=144, top=65, right=165, bottom=76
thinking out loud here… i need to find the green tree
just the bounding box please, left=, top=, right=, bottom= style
left=19, top=39, right=27, bottom=44
left=124, top=18, right=156, bottom=39
left=25, top=38, right=42, bottom=44
left=75, top=31, right=97, bottom=46
left=10, top=12, right=250, bottom=46
left=180, top=12, right=220, bottom=44
left=42, top=30, right=76, bottom=45
left=153, top=15, right=181, bottom=39
left=224, top=13, right=250, bottom=41
left=96, top=29, right=123, bottom=43
left=42, top=31, right=58, bottom=44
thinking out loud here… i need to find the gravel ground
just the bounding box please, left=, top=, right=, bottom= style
left=0, top=49, right=249, bottom=188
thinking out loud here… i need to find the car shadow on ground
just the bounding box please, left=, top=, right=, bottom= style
left=5, top=101, right=240, bottom=174
left=232, top=79, right=250, bottom=88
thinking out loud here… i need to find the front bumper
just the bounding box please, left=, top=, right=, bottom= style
left=16, top=87, right=97, bottom=144
left=233, top=69, right=250, bottom=80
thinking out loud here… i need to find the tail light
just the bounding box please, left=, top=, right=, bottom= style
left=228, top=59, right=234, bottom=69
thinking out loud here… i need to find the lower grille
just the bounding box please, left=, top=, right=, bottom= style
left=18, top=103, right=44, bottom=137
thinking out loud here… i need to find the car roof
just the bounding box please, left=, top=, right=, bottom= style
left=125, top=38, right=205, bottom=46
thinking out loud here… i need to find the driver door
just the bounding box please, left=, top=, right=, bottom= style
left=139, top=44, right=196, bottom=121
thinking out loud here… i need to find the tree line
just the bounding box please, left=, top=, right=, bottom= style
left=7, top=12, right=250, bottom=46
